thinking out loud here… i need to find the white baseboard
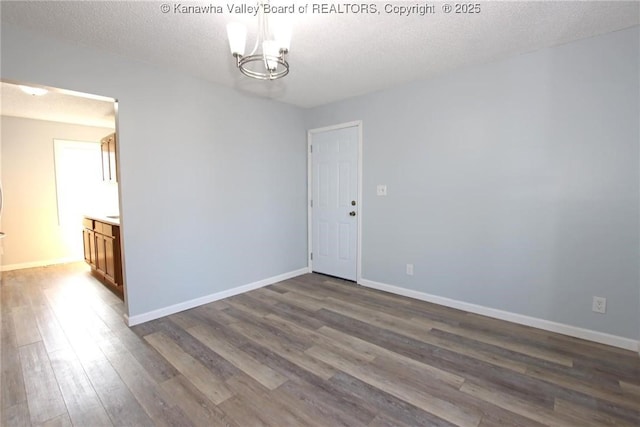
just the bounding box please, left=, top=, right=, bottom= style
left=125, top=267, right=309, bottom=327
left=359, top=278, right=639, bottom=352
left=1, top=257, right=82, bottom=272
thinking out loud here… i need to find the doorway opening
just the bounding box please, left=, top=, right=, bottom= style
left=0, top=80, right=125, bottom=303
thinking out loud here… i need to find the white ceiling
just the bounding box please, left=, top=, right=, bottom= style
left=0, top=81, right=116, bottom=128
left=1, top=1, right=639, bottom=109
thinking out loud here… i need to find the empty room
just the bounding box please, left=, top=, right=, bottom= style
left=1, top=1, right=639, bottom=426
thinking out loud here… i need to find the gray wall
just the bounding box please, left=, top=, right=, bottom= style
left=0, top=116, right=114, bottom=268
left=305, top=27, right=640, bottom=340
left=1, top=24, right=308, bottom=317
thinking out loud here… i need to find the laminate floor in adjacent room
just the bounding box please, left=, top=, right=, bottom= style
left=2, top=263, right=639, bottom=427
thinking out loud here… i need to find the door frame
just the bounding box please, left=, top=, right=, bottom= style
left=307, top=120, right=363, bottom=283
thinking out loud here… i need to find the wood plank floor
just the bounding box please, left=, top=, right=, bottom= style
left=2, top=263, right=639, bottom=426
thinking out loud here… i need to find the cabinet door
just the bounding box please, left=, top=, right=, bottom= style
left=95, top=234, right=106, bottom=274
left=89, top=231, right=97, bottom=268
left=104, top=236, right=116, bottom=284
left=101, top=141, right=109, bottom=181
left=100, top=134, right=117, bottom=182
left=108, top=135, right=117, bottom=183
left=83, top=229, right=96, bottom=267
left=83, top=229, right=91, bottom=263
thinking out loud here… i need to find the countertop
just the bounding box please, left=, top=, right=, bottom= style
left=85, top=214, right=120, bottom=226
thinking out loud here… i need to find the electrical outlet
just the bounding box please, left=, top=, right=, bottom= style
left=377, top=185, right=387, bottom=196
left=592, top=296, right=606, bottom=314
left=406, top=264, right=414, bottom=276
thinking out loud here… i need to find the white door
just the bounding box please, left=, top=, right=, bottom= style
left=310, top=125, right=359, bottom=281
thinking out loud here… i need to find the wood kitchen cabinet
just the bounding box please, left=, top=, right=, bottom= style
left=82, top=217, right=123, bottom=299
left=101, top=133, right=117, bottom=182
left=82, top=219, right=96, bottom=268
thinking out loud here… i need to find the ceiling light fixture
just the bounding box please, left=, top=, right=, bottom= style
left=226, top=2, right=291, bottom=80
left=19, top=85, right=48, bottom=96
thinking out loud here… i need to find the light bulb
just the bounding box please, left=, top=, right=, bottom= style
left=262, top=40, right=279, bottom=71
left=226, top=22, right=247, bottom=56
left=274, top=20, right=292, bottom=52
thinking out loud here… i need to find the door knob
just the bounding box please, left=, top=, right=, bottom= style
left=349, top=211, right=356, bottom=217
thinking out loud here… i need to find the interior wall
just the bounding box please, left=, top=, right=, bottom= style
left=0, top=117, right=3, bottom=280
left=0, top=116, right=114, bottom=269
left=1, top=23, right=308, bottom=318
left=305, top=26, right=640, bottom=340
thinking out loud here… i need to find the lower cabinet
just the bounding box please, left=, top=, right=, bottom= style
left=83, top=227, right=96, bottom=268
left=82, top=218, right=123, bottom=299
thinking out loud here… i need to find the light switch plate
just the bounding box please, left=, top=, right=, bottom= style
left=377, top=185, right=387, bottom=196
left=406, top=264, right=414, bottom=276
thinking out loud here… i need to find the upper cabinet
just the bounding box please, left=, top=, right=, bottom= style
left=101, top=133, right=117, bottom=183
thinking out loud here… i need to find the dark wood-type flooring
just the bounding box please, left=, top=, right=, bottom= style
left=2, top=263, right=639, bottom=426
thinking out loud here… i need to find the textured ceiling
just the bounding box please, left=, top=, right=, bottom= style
left=1, top=1, right=639, bottom=108
left=0, top=82, right=116, bottom=128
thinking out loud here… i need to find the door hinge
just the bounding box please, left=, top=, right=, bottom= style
left=310, top=145, right=313, bottom=153
left=310, top=252, right=313, bottom=260
left=310, top=199, right=313, bottom=208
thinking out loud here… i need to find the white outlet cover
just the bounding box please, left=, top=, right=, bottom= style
left=592, top=296, right=606, bottom=314
left=377, top=185, right=387, bottom=196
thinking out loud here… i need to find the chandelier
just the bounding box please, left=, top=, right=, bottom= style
left=226, top=2, right=291, bottom=80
